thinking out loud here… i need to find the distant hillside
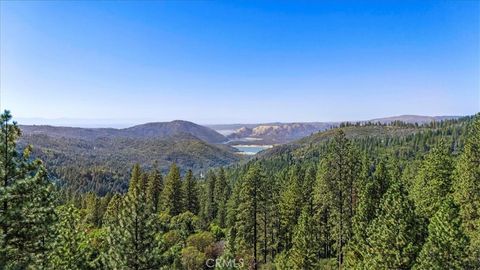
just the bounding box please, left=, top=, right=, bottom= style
left=369, top=115, right=460, bottom=124
left=19, top=132, right=238, bottom=171
left=209, top=115, right=461, bottom=145
left=259, top=116, right=468, bottom=159
left=18, top=132, right=240, bottom=194
left=226, top=122, right=335, bottom=144
left=20, top=120, right=227, bottom=144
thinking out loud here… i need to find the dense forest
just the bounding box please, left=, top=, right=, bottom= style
left=1, top=110, right=479, bottom=269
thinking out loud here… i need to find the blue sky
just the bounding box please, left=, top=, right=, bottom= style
left=1, top=1, right=479, bottom=125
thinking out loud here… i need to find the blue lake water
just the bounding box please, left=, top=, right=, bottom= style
left=233, top=145, right=272, bottom=155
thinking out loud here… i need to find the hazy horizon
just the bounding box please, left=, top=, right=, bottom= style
left=1, top=1, right=479, bottom=123
left=14, top=113, right=466, bottom=128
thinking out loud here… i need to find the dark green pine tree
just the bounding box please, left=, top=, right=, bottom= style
left=128, top=163, right=142, bottom=195
left=313, top=163, right=334, bottom=259
left=146, top=163, right=163, bottom=213
left=411, top=141, right=454, bottom=219
left=364, top=181, right=422, bottom=269
left=203, top=171, right=217, bottom=223
left=102, top=193, right=122, bottom=226
left=414, top=197, right=469, bottom=270
left=84, top=192, right=103, bottom=228
left=161, top=163, right=184, bottom=216
left=316, top=130, right=359, bottom=266
left=346, top=157, right=390, bottom=268
left=453, top=115, right=480, bottom=266
left=183, top=169, right=199, bottom=215
left=49, top=204, right=91, bottom=270
left=104, top=165, right=161, bottom=269
left=215, top=167, right=230, bottom=227
left=290, top=207, right=319, bottom=270
left=235, top=164, right=264, bottom=270
left=278, top=165, right=303, bottom=252
left=0, top=110, right=57, bottom=268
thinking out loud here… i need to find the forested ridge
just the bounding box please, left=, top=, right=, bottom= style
left=1, top=110, right=479, bottom=269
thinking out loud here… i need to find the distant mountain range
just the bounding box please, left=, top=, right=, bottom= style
left=207, top=115, right=460, bottom=145
left=20, top=120, right=227, bottom=144
left=368, top=115, right=459, bottom=124
left=18, top=120, right=236, bottom=179
left=17, top=114, right=463, bottom=193
left=19, top=115, right=461, bottom=171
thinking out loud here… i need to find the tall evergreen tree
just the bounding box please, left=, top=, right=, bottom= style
left=84, top=192, right=103, bottom=228
left=414, top=197, right=469, bottom=270
left=411, top=142, right=454, bottom=219
left=183, top=169, right=199, bottom=215
left=453, top=115, right=480, bottom=266
left=215, top=167, right=229, bottom=227
left=290, top=207, right=318, bottom=270
left=161, top=163, right=184, bottom=216
left=0, top=111, right=57, bottom=268
left=364, top=181, right=422, bottom=269
left=203, top=171, right=217, bottom=223
left=103, top=193, right=122, bottom=226
left=49, top=204, right=91, bottom=270
left=235, top=164, right=264, bottom=270
left=146, top=163, right=163, bottom=213
left=128, top=164, right=142, bottom=195
left=278, top=166, right=303, bottom=252
left=104, top=165, right=161, bottom=269
left=316, top=130, right=359, bottom=266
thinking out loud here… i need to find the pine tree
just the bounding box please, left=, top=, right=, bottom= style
left=128, top=163, right=142, bottom=195
left=414, top=197, right=469, bottom=270
left=84, top=192, right=103, bottom=227
left=313, top=163, right=334, bottom=259
left=183, top=169, right=199, bottom=215
left=290, top=207, right=318, bottom=270
left=278, top=166, right=303, bottom=252
left=316, top=130, right=359, bottom=266
left=411, top=142, right=454, bottom=219
left=161, top=163, right=184, bottom=216
left=103, top=193, right=122, bottom=226
left=203, top=171, right=217, bottom=223
left=104, top=165, right=161, bottom=269
left=146, top=163, right=163, bottom=213
left=453, top=115, right=480, bottom=267
left=364, top=181, right=422, bottom=269
left=49, top=204, right=91, bottom=270
left=235, top=164, right=264, bottom=270
left=0, top=110, right=57, bottom=268
left=215, top=167, right=229, bottom=227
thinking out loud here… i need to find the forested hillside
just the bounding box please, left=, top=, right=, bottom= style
left=18, top=125, right=240, bottom=195
left=1, top=111, right=479, bottom=269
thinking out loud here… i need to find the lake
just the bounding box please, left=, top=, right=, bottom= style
left=233, top=145, right=273, bottom=155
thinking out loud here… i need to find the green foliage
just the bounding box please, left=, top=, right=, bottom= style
left=364, top=181, right=422, bottom=269
left=4, top=111, right=478, bottom=269
left=414, top=197, right=469, bottom=270
left=215, top=167, right=229, bottom=227
left=315, top=130, right=360, bottom=266
left=234, top=164, right=265, bottom=269
left=411, top=142, right=454, bottom=219
left=453, top=116, right=480, bottom=266
left=0, top=110, right=57, bottom=269
left=161, top=163, right=184, bottom=216
left=146, top=162, right=163, bottom=213
left=103, top=165, right=162, bottom=269
left=290, top=207, right=318, bottom=270
left=84, top=192, right=103, bottom=227
left=49, top=204, right=91, bottom=270
left=183, top=170, right=199, bottom=215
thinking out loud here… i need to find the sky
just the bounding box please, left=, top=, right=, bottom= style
left=1, top=1, right=479, bottom=126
